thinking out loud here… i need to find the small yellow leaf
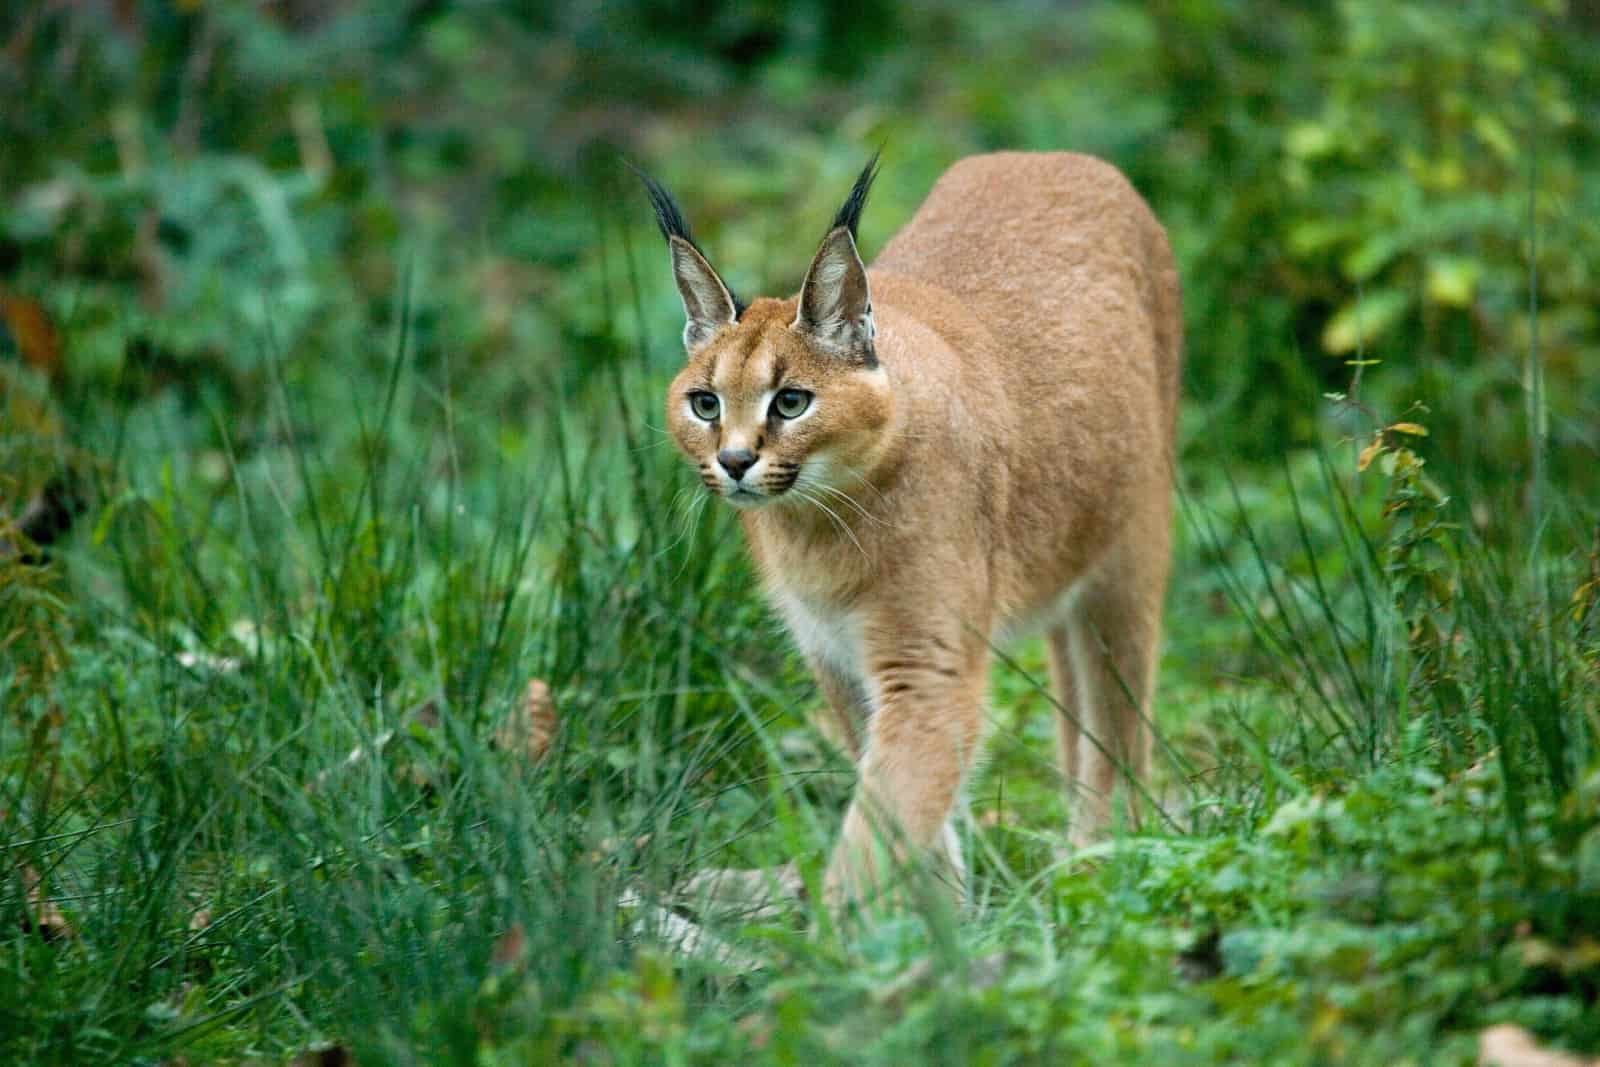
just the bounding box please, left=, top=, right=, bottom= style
left=1357, top=439, right=1383, bottom=472
left=1390, top=422, right=1429, bottom=437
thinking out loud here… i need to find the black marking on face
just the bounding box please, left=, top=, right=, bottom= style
left=764, top=468, right=800, bottom=494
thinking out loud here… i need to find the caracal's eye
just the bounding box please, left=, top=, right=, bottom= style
left=688, top=392, right=720, bottom=421
left=772, top=388, right=812, bottom=419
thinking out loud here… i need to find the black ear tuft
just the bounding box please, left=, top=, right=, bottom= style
left=829, top=151, right=880, bottom=239
left=627, top=160, right=747, bottom=317
left=627, top=161, right=695, bottom=245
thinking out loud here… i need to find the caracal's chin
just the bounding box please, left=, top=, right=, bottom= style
left=721, top=487, right=777, bottom=510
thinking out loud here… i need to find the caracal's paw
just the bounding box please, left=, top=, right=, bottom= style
left=679, top=862, right=802, bottom=922
left=822, top=837, right=965, bottom=926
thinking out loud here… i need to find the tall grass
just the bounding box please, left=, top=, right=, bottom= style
left=4, top=255, right=1598, bottom=1065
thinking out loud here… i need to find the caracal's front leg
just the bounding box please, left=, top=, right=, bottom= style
left=825, top=621, right=987, bottom=912
left=807, top=655, right=871, bottom=761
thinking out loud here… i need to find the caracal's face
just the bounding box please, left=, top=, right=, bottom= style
left=665, top=299, right=891, bottom=512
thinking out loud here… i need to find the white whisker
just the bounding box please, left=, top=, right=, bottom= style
left=839, top=466, right=892, bottom=508
left=791, top=486, right=868, bottom=559
left=655, top=482, right=713, bottom=559
left=806, top=479, right=891, bottom=529
left=631, top=438, right=673, bottom=453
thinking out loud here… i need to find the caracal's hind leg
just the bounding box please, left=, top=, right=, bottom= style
left=1044, top=623, right=1083, bottom=810
left=1065, top=541, right=1168, bottom=848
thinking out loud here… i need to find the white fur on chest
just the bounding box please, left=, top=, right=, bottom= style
left=772, top=589, right=864, bottom=684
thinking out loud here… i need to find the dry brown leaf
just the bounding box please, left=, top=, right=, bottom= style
left=1357, top=438, right=1383, bottom=472
left=19, top=863, right=75, bottom=941
left=735, top=1011, right=773, bottom=1051
left=410, top=697, right=440, bottom=730
left=494, top=679, right=557, bottom=763
left=491, top=922, right=526, bottom=968
left=0, top=290, right=64, bottom=382
left=1389, top=421, right=1429, bottom=436
left=1479, top=1024, right=1599, bottom=1067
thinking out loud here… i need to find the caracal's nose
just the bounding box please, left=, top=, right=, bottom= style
left=717, top=448, right=757, bottom=481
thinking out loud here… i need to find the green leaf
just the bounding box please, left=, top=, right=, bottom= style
left=1424, top=256, right=1483, bottom=308
left=1322, top=289, right=1411, bottom=355
left=1287, top=218, right=1352, bottom=257
left=1342, top=234, right=1402, bottom=282
left=1285, top=122, right=1336, bottom=159
left=1472, top=114, right=1517, bottom=161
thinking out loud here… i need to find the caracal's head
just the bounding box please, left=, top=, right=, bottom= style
left=637, top=158, right=892, bottom=512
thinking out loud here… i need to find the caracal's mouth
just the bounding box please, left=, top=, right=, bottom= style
left=724, top=486, right=772, bottom=509
left=705, top=463, right=801, bottom=509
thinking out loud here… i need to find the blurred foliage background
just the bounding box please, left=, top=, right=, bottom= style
left=4, top=0, right=1598, bottom=492
left=4, top=2, right=1600, bottom=1062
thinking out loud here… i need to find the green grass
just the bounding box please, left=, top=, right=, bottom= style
left=4, top=266, right=1598, bottom=1063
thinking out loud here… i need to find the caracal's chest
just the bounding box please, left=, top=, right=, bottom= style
left=770, top=585, right=867, bottom=683
left=746, top=512, right=880, bottom=683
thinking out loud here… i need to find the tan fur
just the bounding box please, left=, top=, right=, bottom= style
left=659, top=152, right=1182, bottom=907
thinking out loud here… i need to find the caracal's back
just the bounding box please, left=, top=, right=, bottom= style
left=874, top=151, right=1182, bottom=432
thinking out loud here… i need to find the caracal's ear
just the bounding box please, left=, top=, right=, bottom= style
left=631, top=164, right=742, bottom=352
left=795, top=153, right=879, bottom=365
